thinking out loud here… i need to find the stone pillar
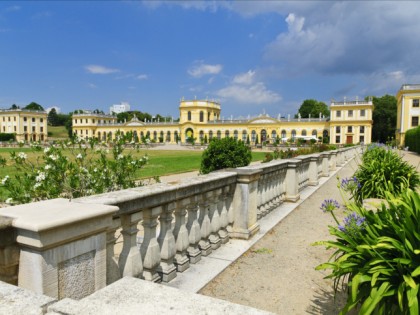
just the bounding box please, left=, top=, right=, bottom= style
left=173, top=198, right=190, bottom=272
left=330, top=151, right=337, bottom=171
left=106, top=220, right=121, bottom=285
left=197, top=196, right=212, bottom=256
left=140, top=206, right=161, bottom=282
left=157, top=203, right=177, bottom=282
left=0, top=198, right=118, bottom=299
left=230, top=168, right=262, bottom=239
left=185, top=200, right=202, bottom=264
left=308, top=155, right=319, bottom=186
left=217, top=186, right=230, bottom=244
left=118, top=213, right=142, bottom=279
left=0, top=217, right=19, bottom=285
left=285, top=160, right=301, bottom=202
left=208, top=190, right=221, bottom=250
left=321, top=152, right=330, bottom=177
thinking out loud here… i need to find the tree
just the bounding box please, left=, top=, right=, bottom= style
left=370, top=95, right=397, bottom=143
left=296, top=99, right=329, bottom=118
left=48, top=108, right=59, bottom=126
left=9, top=104, right=19, bottom=110
left=200, top=138, right=252, bottom=174
left=24, top=102, right=44, bottom=111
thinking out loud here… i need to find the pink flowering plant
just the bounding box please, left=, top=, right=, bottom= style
left=0, top=131, right=148, bottom=204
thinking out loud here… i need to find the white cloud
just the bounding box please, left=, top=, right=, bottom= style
left=5, top=5, right=21, bottom=12
left=217, top=82, right=281, bottom=105
left=87, top=83, right=97, bottom=89
left=137, top=74, right=148, bottom=80
left=232, top=70, right=255, bottom=85
left=188, top=61, right=223, bottom=78
left=85, top=65, right=120, bottom=74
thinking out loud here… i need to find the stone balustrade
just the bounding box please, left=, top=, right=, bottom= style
left=0, top=146, right=360, bottom=303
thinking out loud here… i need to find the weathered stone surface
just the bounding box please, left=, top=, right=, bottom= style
left=0, top=280, right=56, bottom=315
left=47, top=277, right=273, bottom=315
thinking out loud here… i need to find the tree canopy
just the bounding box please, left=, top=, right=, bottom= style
left=24, top=102, right=44, bottom=111
left=370, top=94, right=397, bottom=143
left=296, top=99, right=329, bottom=118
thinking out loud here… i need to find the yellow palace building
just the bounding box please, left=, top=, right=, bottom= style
left=396, top=84, right=420, bottom=146
left=72, top=98, right=373, bottom=145
left=0, top=109, right=48, bottom=142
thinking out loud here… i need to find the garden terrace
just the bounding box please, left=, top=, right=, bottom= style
left=0, top=146, right=360, bottom=313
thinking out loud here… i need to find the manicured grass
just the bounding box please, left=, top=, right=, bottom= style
left=48, top=126, right=69, bottom=139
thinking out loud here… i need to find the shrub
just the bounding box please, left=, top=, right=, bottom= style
left=317, top=189, right=420, bottom=314
left=0, top=133, right=15, bottom=142
left=353, top=144, right=419, bottom=203
left=200, top=138, right=251, bottom=174
left=0, top=132, right=148, bottom=204
left=405, top=126, right=420, bottom=154
left=262, top=152, right=273, bottom=163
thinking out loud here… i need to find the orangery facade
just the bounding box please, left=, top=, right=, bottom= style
left=72, top=98, right=373, bottom=145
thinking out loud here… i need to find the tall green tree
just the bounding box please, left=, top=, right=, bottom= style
left=24, top=102, right=44, bottom=111
left=370, top=95, right=397, bottom=143
left=296, top=99, right=329, bottom=118
left=48, top=108, right=59, bottom=126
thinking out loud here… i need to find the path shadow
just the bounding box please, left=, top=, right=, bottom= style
left=306, top=286, right=358, bottom=315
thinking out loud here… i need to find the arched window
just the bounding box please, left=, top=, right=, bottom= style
left=225, top=130, right=230, bottom=138
left=291, top=130, right=296, bottom=140
left=217, top=130, right=221, bottom=139
left=302, top=129, right=307, bottom=136
left=323, top=130, right=329, bottom=138
left=166, top=131, right=171, bottom=142
left=108, top=132, right=112, bottom=140
left=233, top=130, right=238, bottom=140
left=271, top=130, right=277, bottom=141
left=153, top=131, right=157, bottom=140
left=261, top=129, right=267, bottom=142
left=199, top=111, right=204, bottom=122
left=146, top=131, right=150, bottom=139
left=312, top=130, right=317, bottom=138
left=281, top=130, right=286, bottom=140
left=208, top=112, right=211, bottom=121
left=140, top=131, right=144, bottom=139
left=209, top=130, right=213, bottom=140
left=199, top=130, right=204, bottom=141
left=251, top=130, right=256, bottom=142
left=188, top=111, right=191, bottom=121
left=242, top=130, right=247, bottom=142
left=97, top=132, right=101, bottom=141
left=174, top=131, right=179, bottom=142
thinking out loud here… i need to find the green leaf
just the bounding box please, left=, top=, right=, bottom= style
left=404, top=275, right=417, bottom=289
left=412, top=266, right=420, bottom=277
left=359, top=282, right=390, bottom=315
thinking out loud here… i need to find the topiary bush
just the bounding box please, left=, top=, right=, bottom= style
left=200, top=138, right=251, bottom=174
left=405, top=126, right=420, bottom=154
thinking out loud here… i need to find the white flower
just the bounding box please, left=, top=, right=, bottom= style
left=117, top=154, right=123, bottom=160
left=76, top=153, right=83, bottom=159
left=44, top=164, right=51, bottom=170
left=49, top=154, right=58, bottom=161
left=93, top=168, right=98, bottom=173
left=18, top=152, right=27, bottom=160
left=1, top=175, right=9, bottom=185
left=5, top=198, right=13, bottom=204
left=35, top=172, right=46, bottom=182
left=44, top=147, right=51, bottom=154
left=34, top=182, right=41, bottom=189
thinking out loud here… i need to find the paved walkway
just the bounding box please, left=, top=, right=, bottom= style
left=164, top=150, right=419, bottom=314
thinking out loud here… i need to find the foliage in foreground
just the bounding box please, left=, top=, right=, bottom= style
left=317, top=189, right=420, bottom=314
left=0, top=132, right=147, bottom=204
left=200, top=137, right=252, bottom=174
left=405, top=126, right=420, bottom=154
left=352, top=144, right=419, bottom=203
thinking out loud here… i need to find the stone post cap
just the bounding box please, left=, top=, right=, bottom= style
left=230, top=168, right=262, bottom=184
left=0, top=198, right=118, bottom=249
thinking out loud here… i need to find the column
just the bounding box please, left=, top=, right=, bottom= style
left=157, top=203, right=177, bottom=282
left=140, top=206, right=161, bottom=282
left=285, top=160, right=301, bottom=202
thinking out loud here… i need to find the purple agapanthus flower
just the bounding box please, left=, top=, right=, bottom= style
left=341, top=176, right=362, bottom=191
left=338, top=212, right=366, bottom=236
left=320, top=199, right=340, bottom=212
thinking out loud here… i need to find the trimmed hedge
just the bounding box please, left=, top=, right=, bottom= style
left=0, top=133, right=15, bottom=142
left=405, top=126, right=420, bottom=154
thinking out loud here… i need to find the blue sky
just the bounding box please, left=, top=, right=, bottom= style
left=1, top=1, right=419, bottom=118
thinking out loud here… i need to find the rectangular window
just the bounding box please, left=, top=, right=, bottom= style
left=75, top=119, right=78, bottom=123
left=348, top=126, right=353, bottom=133
left=360, top=109, right=366, bottom=117
left=2, top=117, right=4, bottom=122
left=348, top=110, right=353, bottom=117
left=335, top=136, right=340, bottom=144
left=413, top=99, right=419, bottom=108
left=24, top=117, right=27, bottom=122
left=8, top=117, right=10, bottom=122
left=412, top=116, right=419, bottom=127
left=14, top=126, right=16, bottom=132
left=32, top=118, right=35, bottom=123
left=40, top=118, right=43, bottom=122
left=360, top=136, right=365, bottom=143
left=86, top=130, right=88, bottom=135
left=360, top=126, right=365, bottom=134
left=86, top=119, right=88, bottom=123
left=14, top=117, right=16, bottom=121
left=336, top=110, right=341, bottom=118
left=335, top=126, right=341, bottom=133
left=92, top=119, right=95, bottom=123
left=24, top=126, right=27, bottom=132
left=32, top=126, right=35, bottom=132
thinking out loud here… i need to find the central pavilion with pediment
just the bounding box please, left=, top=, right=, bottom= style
left=72, top=98, right=373, bottom=145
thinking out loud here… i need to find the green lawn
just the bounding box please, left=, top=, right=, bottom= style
left=48, top=126, right=69, bottom=139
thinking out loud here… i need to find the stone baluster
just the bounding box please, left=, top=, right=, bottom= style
left=106, top=219, right=121, bottom=285
left=173, top=198, right=190, bottom=272
left=118, top=213, right=143, bottom=279
left=321, top=152, right=330, bottom=177
left=218, top=186, right=230, bottom=244
left=330, top=151, right=337, bottom=170
left=308, top=155, right=319, bottom=186
left=198, top=195, right=212, bottom=256
left=274, top=169, right=283, bottom=206
left=266, top=173, right=274, bottom=213
left=285, top=160, right=301, bottom=202
left=256, top=176, right=264, bottom=218
left=157, top=203, right=177, bottom=282
left=230, top=168, right=262, bottom=239
left=208, top=190, right=221, bottom=250
left=185, top=199, right=202, bottom=264
left=226, top=184, right=235, bottom=233
left=140, top=206, right=161, bottom=282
